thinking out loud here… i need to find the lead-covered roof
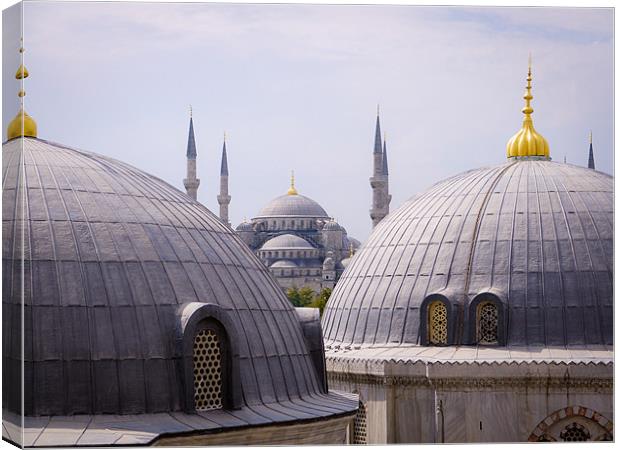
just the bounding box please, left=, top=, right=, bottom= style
left=323, top=160, right=613, bottom=348
left=2, top=137, right=346, bottom=418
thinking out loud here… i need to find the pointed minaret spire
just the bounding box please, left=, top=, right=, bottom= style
left=220, top=132, right=229, bottom=176
left=382, top=133, right=389, bottom=176
left=369, top=107, right=390, bottom=227
left=588, top=131, right=596, bottom=170
left=217, top=132, right=231, bottom=227
left=373, top=104, right=383, bottom=158
left=183, top=107, right=200, bottom=200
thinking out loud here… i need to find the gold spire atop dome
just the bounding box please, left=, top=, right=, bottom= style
left=506, top=55, right=549, bottom=159
left=589, top=130, right=593, bottom=145
left=7, top=39, right=37, bottom=140
left=287, top=170, right=298, bottom=195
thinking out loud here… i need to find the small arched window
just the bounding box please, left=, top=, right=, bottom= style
left=428, top=301, right=448, bottom=345
left=193, top=328, right=223, bottom=411
left=477, top=301, right=499, bottom=345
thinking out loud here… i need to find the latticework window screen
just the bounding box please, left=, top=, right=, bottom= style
left=193, top=329, right=223, bottom=411
left=352, top=402, right=368, bottom=444
left=560, top=423, right=590, bottom=442
left=429, top=302, right=448, bottom=345
left=478, top=302, right=499, bottom=344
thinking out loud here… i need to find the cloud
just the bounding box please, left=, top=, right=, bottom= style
left=13, top=3, right=613, bottom=241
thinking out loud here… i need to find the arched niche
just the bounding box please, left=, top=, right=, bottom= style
left=467, top=291, right=507, bottom=346
left=528, top=406, right=613, bottom=442
left=176, top=302, right=242, bottom=412
left=420, top=293, right=458, bottom=346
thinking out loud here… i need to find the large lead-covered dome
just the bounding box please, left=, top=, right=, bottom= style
left=323, top=159, right=613, bottom=347
left=2, top=137, right=332, bottom=416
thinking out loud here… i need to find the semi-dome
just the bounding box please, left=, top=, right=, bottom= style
left=3, top=137, right=355, bottom=426
left=323, top=220, right=342, bottom=231
left=236, top=220, right=253, bottom=231
left=270, top=260, right=299, bottom=268
left=261, top=233, right=314, bottom=249
left=323, top=160, right=613, bottom=347
left=256, top=193, right=329, bottom=218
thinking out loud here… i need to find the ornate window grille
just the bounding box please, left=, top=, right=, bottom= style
left=428, top=301, right=448, bottom=345
left=352, top=401, right=368, bottom=444
left=560, top=422, right=591, bottom=441
left=193, top=328, right=223, bottom=411
left=477, top=301, right=499, bottom=344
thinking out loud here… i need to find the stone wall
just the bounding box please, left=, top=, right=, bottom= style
left=153, top=414, right=354, bottom=446
left=328, top=359, right=613, bottom=443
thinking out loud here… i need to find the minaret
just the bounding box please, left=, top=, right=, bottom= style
left=217, top=133, right=231, bottom=227
left=183, top=107, right=200, bottom=201
left=382, top=133, right=392, bottom=211
left=369, top=106, right=390, bottom=227
left=588, top=131, right=596, bottom=170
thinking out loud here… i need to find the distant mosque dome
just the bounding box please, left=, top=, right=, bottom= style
left=261, top=233, right=314, bottom=250
left=235, top=220, right=254, bottom=231
left=270, top=260, right=299, bottom=268
left=256, top=171, right=329, bottom=218
left=257, top=193, right=329, bottom=218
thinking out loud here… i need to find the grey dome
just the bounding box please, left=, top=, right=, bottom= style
left=323, top=220, right=342, bottom=231
left=261, top=233, right=313, bottom=250
left=3, top=138, right=329, bottom=416
left=256, top=193, right=329, bottom=218
left=236, top=220, right=253, bottom=231
left=270, top=260, right=299, bottom=268
left=323, top=160, right=613, bottom=347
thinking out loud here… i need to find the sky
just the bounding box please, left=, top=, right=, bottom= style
left=2, top=2, right=614, bottom=242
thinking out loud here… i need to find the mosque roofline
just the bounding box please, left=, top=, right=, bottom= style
left=252, top=213, right=334, bottom=219
left=2, top=392, right=358, bottom=447
left=325, top=345, right=613, bottom=367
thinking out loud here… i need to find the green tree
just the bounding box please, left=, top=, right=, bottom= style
left=309, top=288, right=332, bottom=316
left=298, top=286, right=316, bottom=307
left=286, top=286, right=315, bottom=307
left=286, top=287, right=331, bottom=314
left=286, top=287, right=302, bottom=307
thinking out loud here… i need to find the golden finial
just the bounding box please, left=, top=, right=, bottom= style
left=189, top=104, right=192, bottom=117
left=7, top=38, right=37, bottom=140
left=349, top=242, right=354, bottom=258
left=506, top=55, right=549, bottom=159
left=589, top=130, right=593, bottom=145
left=287, top=170, right=298, bottom=195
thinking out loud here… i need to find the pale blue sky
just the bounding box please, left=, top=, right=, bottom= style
left=3, top=2, right=613, bottom=241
